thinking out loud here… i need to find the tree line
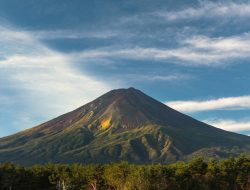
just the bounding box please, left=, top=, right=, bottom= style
left=0, top=155, right=249, bottom=190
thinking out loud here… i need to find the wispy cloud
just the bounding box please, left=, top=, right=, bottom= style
left=124, top=73, right=191, bottom=82
left=0, top=24, right=112, bottom=136
left=184, top=34, right=250, bottom=62
left=74, top=33, right=250, bottom=66
left=33, top=29, right=118, bottom=40
left=166, top=95, right=250, bottom=113
left=156, top=2, right=250, bottom=21
left=204, top=119, right=250, bottom=133
left=185, top=35, right=250, bottom=51
left=74, top=47, right=210, bottom=65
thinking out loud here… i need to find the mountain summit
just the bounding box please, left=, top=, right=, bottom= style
left=0, top=88, right=250, bottom=165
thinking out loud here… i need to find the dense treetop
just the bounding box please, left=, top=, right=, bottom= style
left=0, top=155, right=249, bottom=190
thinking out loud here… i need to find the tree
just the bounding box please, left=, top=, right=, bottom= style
left=0, top=162, right=18, bottom=190
left=219, top=157, right=237, bottom=190
left=86, top=165, right=105, bottom=190
left=235, top=155, right=250, bottom=190
left=103, top=162, right=131, bottom=190
left=48, top=165, right=72, bottom=190
left=188, top=157, right=208, bottom=190
left=126, top=166, right=150, bottom=190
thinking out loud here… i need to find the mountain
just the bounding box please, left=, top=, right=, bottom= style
left=0, top=87, right=250, bottom=165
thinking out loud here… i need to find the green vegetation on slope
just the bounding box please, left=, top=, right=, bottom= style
left=0, top=155, right=250, bottom=190
left=0, top=88, right=250, bottom=165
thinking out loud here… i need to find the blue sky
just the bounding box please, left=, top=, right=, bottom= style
left=1, top=0, right=250, bottom=137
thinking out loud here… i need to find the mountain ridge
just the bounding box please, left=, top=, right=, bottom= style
left=0, top=87, right=250, bottom=165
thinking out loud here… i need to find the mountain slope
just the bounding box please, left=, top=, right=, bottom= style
left=0, top=87, right=250, bottom=165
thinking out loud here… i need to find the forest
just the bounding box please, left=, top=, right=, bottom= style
left=0, top=155, right=249, bottom=190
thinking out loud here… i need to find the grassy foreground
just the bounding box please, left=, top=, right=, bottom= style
left=0, top=155, right=249, bottom=190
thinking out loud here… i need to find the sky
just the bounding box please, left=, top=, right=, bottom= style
left=0, top=0, right=250, bottom=137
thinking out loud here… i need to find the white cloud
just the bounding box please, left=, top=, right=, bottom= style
left=156, top=2, right=250, bottom=21
left=186, top=35, right=250, bottom=51
left=32, top=29, right=118, bottom=40
left=166, top=95, right=250, bottom=113
left=204, top=119, right=250, bottom=133
left=184, top=34, right=250, bottom=61
left=0, top=24, right=112, bottom=136
left=73, top=33, right=250, bottom=66
left=125, top=73, right=191, bottom=82
left=73, top=47, right=213, bottom=65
